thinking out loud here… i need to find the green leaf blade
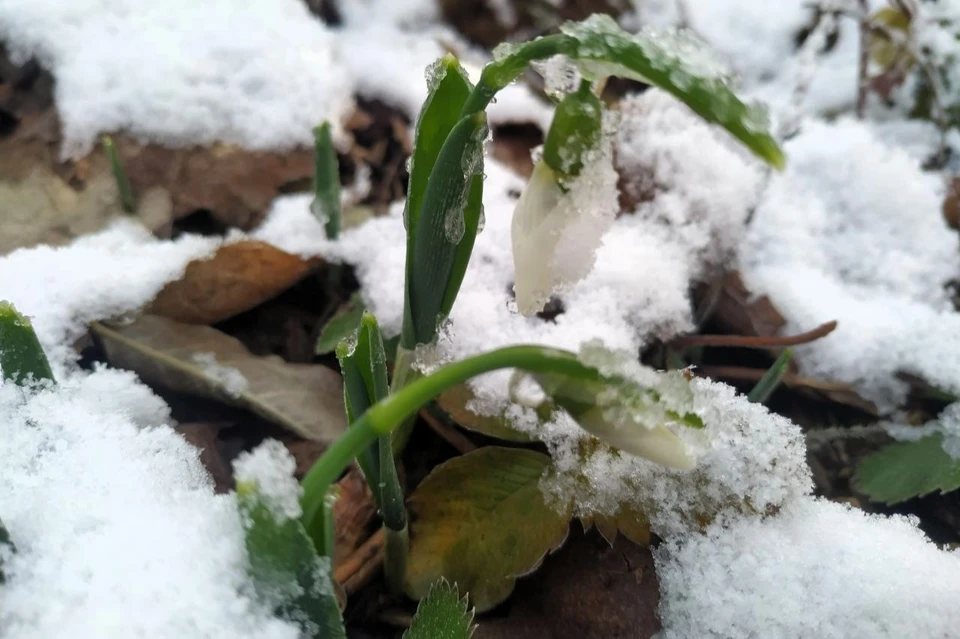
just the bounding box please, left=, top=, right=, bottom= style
left=0, top=301, right=54, bottom=386
left=316, top=294, right=366, bottom=356
left=748, top=348, right=793, bottom=404
left=855, top=433, right=960, bottom=504
left=404, top=579, right=476, bottom=639
left=311, top=122, right=342, bottom=240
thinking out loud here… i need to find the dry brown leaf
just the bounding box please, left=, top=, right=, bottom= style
left=92, top=315, right=347, bottom=442
left=474, top=529, right=661, bottom=639
left=707, top=271, right=787, bottom=339
left=149, top=240, right=319, bottom=325
left=174, top=422, right=233, bottom=493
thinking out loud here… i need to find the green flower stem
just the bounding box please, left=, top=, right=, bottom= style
left=302, top=345, right=591, bottom=531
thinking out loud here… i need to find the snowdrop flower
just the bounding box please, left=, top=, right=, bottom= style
left=511, top=81, right=619, bottom=316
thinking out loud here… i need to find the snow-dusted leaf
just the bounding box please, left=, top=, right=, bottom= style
left=238, top=486, right=346, bottom=639
left=315, top=293, right=365, bottom=355
left=855, top=433, right=960, bottom=504
left=405, top=447, right=571, bottom=612
left=404, top=578, right=476, bottom=639
left=149, top=240, right=318, bottom=325
left=92, top=315, right=346, bottom=442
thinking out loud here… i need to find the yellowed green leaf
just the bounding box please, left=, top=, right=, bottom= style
left=581, top=504, right=651, bottom=546
left=436, top=384, right=534, bottom=442
left=92, top=315, right=347, bottom=442
left=405, top=447, right=570, bottom=612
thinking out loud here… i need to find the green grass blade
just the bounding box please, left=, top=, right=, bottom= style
left=407, top=112, right=488, bottom=347
left=310, top=122, right=342, bottom=240
left=404, top=578, right=476, bottom=639
left=102, top=135, right=136, bottom=213
left=316, top=293, right=366, bottom=355
left=402, top=55, right=473, bottom=350
left=748, top=348, right=793, bottom=404
left=0, top=301, right=54, bottom=386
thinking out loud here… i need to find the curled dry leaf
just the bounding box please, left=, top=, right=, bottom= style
left=405, top=447, right=571, bottom=612
left=92, top=314, right=347, bottom=442
left=149, top=240, right=319, bottom=325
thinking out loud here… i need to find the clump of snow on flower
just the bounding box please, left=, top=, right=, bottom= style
left=656, top=497, right=960, bottom=638
left=741, top=118, right=960, bottom=410
left=192, top=352, right=249, bottom=399
left=0, top=370, right=298, bottom=639
left=234, top=440, right=303, bottom=522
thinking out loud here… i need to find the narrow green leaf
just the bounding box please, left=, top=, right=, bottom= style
left=402, top=55, right=473, bottom=350
left=855, top=433, right=960, bottom=504
left=311, top=122, right=342, bottom=240
left=102, top=135, right=135, bottom=213
left=405, top=447, right=571, bottom=612
left=748, top=348, right=793, bottom=404
left=0, top=301, right=54, bottom=386
left=335, top=330, right=381, bottom=493
left=0, top=517, right=13, bottom=585
left=469, top=16, right=784, bottom=168
left=317, top=294, right=366, bottom=356
left=407, top=112, right=488, bottom=347
left=404, top=578, right=476, bottom=639
left=312, top=486, right=340, bottom=561
left=238, top=485, right=346, bottom=639
left=542, top=80, right=603, bottom=178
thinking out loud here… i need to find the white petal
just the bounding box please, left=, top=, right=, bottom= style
left=579, top=407, right=697, bottom=470
left=511, top=161, right=566, bottom=315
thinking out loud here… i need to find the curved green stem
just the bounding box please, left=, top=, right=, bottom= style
left=301, top=345, right=593, bottom=531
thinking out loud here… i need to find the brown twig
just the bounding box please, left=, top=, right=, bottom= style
left=670, top=320, right=837, bottom=350
left=335, top=527, right=384, bottom=594
left=419, top=408, right=477, bottom=454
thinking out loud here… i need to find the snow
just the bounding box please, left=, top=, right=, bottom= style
left=191, top=353, right=249, bottom=399
left=233, top=440, right=303, bottom=522
left=656, top=497, right=960, bottom=638
left=0, top=369, right=298, bottom=639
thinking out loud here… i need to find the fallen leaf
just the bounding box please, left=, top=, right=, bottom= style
left=436, top=385, right=534, bottom=443
left=405, top=447, right=571, bottom=612
left=473, top=529, right=661, bottom=639
left=706, top=271, right=787, bottom=339
left=149, top=240, right=319, bottom=325
left=92, top=315, right=347, bottom=442
left=581, top=503, right=651, bottom=546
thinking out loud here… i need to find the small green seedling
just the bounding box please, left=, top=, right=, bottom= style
left=404, top=578, right=476, bottom=639
left=102, top=135, right=136, bottom=214
left=311, top=122, right=342, bottom=240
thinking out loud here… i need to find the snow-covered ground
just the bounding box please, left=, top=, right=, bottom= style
left=2, top=0, right=960, bottom=636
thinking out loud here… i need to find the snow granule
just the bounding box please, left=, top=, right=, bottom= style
left=0, top=371, right=298, bottom=639
left=233, top=440, right=303, bottom=522
left=191, top=352, right=249, bottom=399
left=656, top=497, right=960, bottom=638
left=741, top=118, right=960, bottom=410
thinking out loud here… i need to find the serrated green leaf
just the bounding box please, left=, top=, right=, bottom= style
left=311, top=122, right=342, bottom=240
left=855, top=433, right=960, bottom=504
left=316, top=294, right=366, bottom=356
left=238, top=487, right=346, bottom=639
left=406, top=111, right=488, bottom=347
left=0, top=301, right=54, bottom=386
left=402, top=56, right=473, bottom=350
left=404, top=578, right=476, bottom=639
left=405, top=447, right=571, bottom=611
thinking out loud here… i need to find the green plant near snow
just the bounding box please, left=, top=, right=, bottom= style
left=0, top=14, right=786, bottom=637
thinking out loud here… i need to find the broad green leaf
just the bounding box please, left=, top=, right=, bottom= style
left=404, top=578, right=476, bottom=639
left=316, top=293, right=366, bottom=355
left=405, top=447, right=571, bottom=611
left=855, top=433, right=960, bottom=504
left=474, top=16, right=783, bottom=168
left=747, top=348, right=792, bottom=404
left=92, top=315, right=346, bottom=442
left=238, top=485, right=346, bottom=639
left=311, top=122, right=341, bottom=240
left=0, top=517, right=13, bottom=585
left=402, top=56, right=473, bottom=350
left=0, top=301, right=54, bottom=386
left=436, top=384, right=534, bottom=442
left=406, top=111, right=488, bottom=347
